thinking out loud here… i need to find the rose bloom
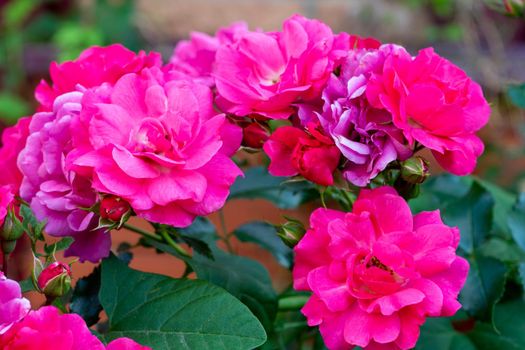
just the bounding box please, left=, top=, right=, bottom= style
left=263, top=123, right=340, bottom=186
left=366, top=47, right=490, bottom=175
left=18, top=92, right=110, bottom=263
left=72, top=67, right=242, bottom=226
left=0, top=185, right=15, bottom=227
left=0, top=117, right=30, bottom=192
left=293, top=187, right=469, bottom=350
left=0, top=306, right=150, bottom=350
left=169, top=22, right=248, bottom=86
left=214, top=14, right=346, bottom=119
left=0, top=272, right=30, bottom=335
left=35, top=44, right=161, bottom=111
left=300, top=44, right=411, bottom=186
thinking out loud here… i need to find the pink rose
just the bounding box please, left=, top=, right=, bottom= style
left=72, top=67, right=242, bottom=227
left=0, top=306, right=150, bottom=350
left=35, top=44, right=161, bottom=111
left=0, top=185, right=15, bottom=227
left=293, top=187, right=469, bottom=350
left=214, top=14, right=342, bottom=119
left=263, top=123, right=340, bottom=186
left=0, top=272, right=30, bottom=335
left=0, top=117, right=30, bottom=193
left=366, top=47, right=490, bottom=175
left=169, top=22, right=248, bottom=86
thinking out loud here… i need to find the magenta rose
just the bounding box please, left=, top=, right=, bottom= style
left=214, top=14, right=344, bottom=119
left=263, top=123, right=340, bottom=186
left=0, top=272, right=30, bottom=335
left=169, top=22, right=248, bottom=86
left=72, top=67, right=242, bottom=227
left=293, top=187, right=469, bottom=350
left=366, top=47, right=490, bottom=175
left=0, top=117, right=30, bottom=193
left=0, top=185, right=15, bottom=227
left=0, top=306, right=150, bottom=350
left=18, top=92, right=110, bottom=262
left=35, top=44, right=161, bottom=111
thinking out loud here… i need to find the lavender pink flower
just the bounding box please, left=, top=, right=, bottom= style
left=18, top=92, right=111, bottom=263
left=367, top=47, right=490, bottom=175
left=71, top=67, right=242, bottom=227
left=214, top=14, right=345, bottom=119
left=0, top=272, right=30, bottom=335
left=293, top=187, right=469, bottom=350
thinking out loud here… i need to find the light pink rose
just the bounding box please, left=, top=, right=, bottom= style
left=72, top=67, right=242, bottom=227
left=366, top=47, right=490, bottom=175
left=214, top=14, right=344, bottom=119
left=293, top=187, right=469, bottom=350
left=0, top=272, right=30, bottom=335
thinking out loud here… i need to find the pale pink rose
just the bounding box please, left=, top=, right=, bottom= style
left=214, top=14, right=344, bottom=119
left=72, top=67, right=242, bottom=227
left=35, top=44, right=161, bottom=111
left=293, top=187, right=469, bottom=350
left=0, top=272, right=30, bottom=335
left=169, top=22, right=248, bottom=86
left=366, top=47, right=490, bottom=175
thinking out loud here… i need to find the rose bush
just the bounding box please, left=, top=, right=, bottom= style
left=0, top=13, right=520, bottom=350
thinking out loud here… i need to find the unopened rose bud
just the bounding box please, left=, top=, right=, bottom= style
left=37, top=262, right=72, bottom=298
left=0, top=215, right=24, bottom=242
left=400, top=156, right=430, bottom=184
left=277, top=218, right=306, bottom=248
left=242, top=122, right=269, bottom=149
left=484, top=0, right=524, bottom=17
left=100, top=196, right=131, bottom=222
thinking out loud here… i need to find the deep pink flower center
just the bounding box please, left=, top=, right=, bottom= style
left=350, top=253, right=405, bottom=298
left=134, top=120, right=171, bottom=154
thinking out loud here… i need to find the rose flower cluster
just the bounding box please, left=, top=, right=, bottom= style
left=0, top=13, right=487, bottom=350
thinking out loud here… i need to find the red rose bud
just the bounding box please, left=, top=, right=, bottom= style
left=242, top=122, right=269, bottom=149
left=37, top=262, right=72, bottom=297
left=100, top=196, right=131, bottom=222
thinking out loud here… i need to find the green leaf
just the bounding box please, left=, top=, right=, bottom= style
left=409, top=174, right=472, bottom=213
left=44, top=237, right=74, bottom=256
left=442, top=183, right=494, bottom=253
left=474, top=177, right=516, bottom=237
left=0, top=93, right=30, bottom=124
left=70, top=266, right=102, bottom=327
left=508, top=84, right=525, bottom=109
left=416, top=318, right=476, bottom=350
left=507, top=193, right=525, bottom=251
left=460, top=254, right=507, bottom=323
left=233, top=221, right=293, bottom=268
left=99, top=256, right=267, bottom=349
left=229, top=166, right=318, bottom=209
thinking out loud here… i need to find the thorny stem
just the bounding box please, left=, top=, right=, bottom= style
left=122, top=223, right=161, bottom=242
left=160, top=230, right=191, bottom=259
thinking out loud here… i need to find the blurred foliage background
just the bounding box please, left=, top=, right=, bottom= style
left=0, top=0, right=524, bottom=189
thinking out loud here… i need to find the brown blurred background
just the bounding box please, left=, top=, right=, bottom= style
left=1, top=0, right=524, bottom=305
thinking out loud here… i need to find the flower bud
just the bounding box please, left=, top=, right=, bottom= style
left=484, top=0, right=524, bottom=17
left=400, top=156, right=430, bottom=184
left=242, top=122, right=269, bottom=149
left=100, top=196, right=131, bottom=222
left=0, top=214, right=24, bottom=242
left=37, top=262, right=72, bottom=298
left=277, top=218, right=306, bottom=248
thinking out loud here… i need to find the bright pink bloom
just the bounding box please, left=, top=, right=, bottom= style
left=293, top=187, right=469, bottom=350
left=35, top=45, right=161, bottom=111
left=18, top=92, right=111, bottom=263
left=0, top=272, right=30, bottom=335
left=0, top=117, right=30, bottom=193
left=366, top=48, right=490, bottom=175
left=169, top=22, right=248, bottom=86
left=264, top=123, right=340, bottom=186
left=106, top=338, right=152, bottom=350
left=0, top=185, right=15, bottom=227
left=0, top=306, right=149, bottom=350
left=214, top=14, right=344, bottom=119
left=72, top=67, right=242, bottom=227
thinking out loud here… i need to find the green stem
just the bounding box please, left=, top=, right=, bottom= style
left=122, top=223, right=162, bottom=242
left=218, top=209, right=234, bottom=253
left=160, top=230, right=191, bottom=259
left=278, top=295, right=310, bottom=311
